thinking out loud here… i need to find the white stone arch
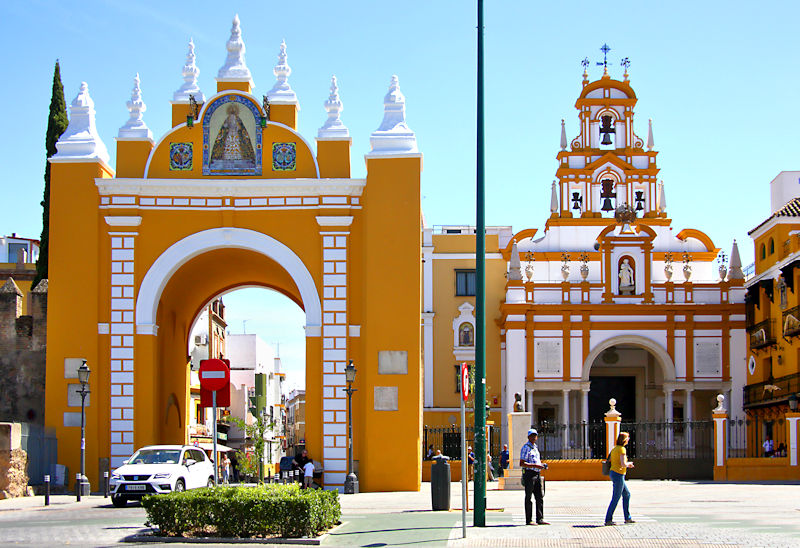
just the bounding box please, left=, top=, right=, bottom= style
left=581, top=334, right=675, bottom=382
left=135, top=227, right=321, bottom=334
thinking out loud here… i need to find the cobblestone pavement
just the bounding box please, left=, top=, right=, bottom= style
left=0, top=482, right=798, bottom=547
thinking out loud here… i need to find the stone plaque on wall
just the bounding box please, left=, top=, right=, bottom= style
left=374, top=386, right=399, bottom=411
left=694, top=340, right=721, bottom=376
left=67, top=384, right=90, bottom=407
left=534, top=340, right=562, bottom=375
left=64, top=358, right=85, bottom=379
left=378, top=351, right=408, bottom=374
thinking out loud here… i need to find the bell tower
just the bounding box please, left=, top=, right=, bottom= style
left=553, top=48, right=662, bottom=223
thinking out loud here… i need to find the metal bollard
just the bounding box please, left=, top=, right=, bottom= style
left=75, top=473, right=81, bottom=502
left=44, top=475, right=50, bottom=506
left=274, top=474, right=279, bottom=484
left=294, top=469, right=300, bottom=483
left=103, top=471, right=109, bottom=498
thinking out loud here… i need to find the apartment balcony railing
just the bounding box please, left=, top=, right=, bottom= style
left=743, top=372, right=800, bottom=408
left=782, top=306, right=800, bottom=338
left=747, top=318, right=776, bottom=350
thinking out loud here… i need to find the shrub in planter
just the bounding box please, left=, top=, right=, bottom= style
left=142, top=483, right=340, bottom=538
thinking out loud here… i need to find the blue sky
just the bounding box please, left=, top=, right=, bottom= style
left=2, top=1, right=798, bottom=390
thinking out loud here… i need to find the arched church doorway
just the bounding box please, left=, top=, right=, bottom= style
left=583, top=336, right=676, bottom=423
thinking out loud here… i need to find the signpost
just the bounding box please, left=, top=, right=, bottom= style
left=199, top=359, right=230, bottom=486
left=460, top=362, right=469, bottom=539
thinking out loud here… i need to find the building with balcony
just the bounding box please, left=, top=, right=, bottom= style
left=744, top=171, right=800, bottom=454
left=285, top=388, right=306, bottom=457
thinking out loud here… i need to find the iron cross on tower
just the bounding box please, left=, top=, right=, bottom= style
left=597, top=43, right=611, bottom=70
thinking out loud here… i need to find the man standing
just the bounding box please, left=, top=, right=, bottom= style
left=499, top=444, right=510, bottom=477
left=519, top=429, right=549, bottom=526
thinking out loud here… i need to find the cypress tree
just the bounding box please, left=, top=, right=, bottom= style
left=33, top=60, right=68, bottom=287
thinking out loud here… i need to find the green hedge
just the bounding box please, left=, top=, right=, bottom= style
left=141, top=483, right=341, bottom=538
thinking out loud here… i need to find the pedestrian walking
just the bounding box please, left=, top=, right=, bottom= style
left=487, top=454, right=495, bottom=481
left=303, top=458, right=315, bottom=489
left=467, top=446, right=475, bottom=481
left=229, top=452, right=239, bottom=483
left=499, top=444, right=509, bottom=477
left=221, top=453, right=230, bottom=484
left=604, top=431, right=635, bottom=526
left=519, top=428, right=549, bottom=526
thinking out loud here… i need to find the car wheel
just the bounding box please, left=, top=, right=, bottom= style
left=111, top=495, right=127, bottom=508
left=207, top=477, right=214, bottom=488
left=174, top=479, right=185, bottom=492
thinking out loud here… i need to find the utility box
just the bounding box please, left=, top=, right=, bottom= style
left=430, top=454, right=451, bottom=511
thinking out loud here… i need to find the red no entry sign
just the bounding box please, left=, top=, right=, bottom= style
left=461, top=362, right=469, bottom=402
left=199, top=359, right=230, bottom=392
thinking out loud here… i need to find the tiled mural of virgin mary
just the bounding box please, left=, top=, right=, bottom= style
left=203, top=95, right=262, bottom=175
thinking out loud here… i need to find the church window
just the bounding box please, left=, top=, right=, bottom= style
left=769, top=238, right=775, bottom=255
left=760, top=244, right=766, bottom=260
left=456, top=270, right=476, bottom=296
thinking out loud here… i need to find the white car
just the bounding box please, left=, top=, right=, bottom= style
left=110, top=445, right=215, bottom=507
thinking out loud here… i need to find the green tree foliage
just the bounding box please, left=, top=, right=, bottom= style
left=33, top=60, right=68, bottom=287
left=224, top=414, right=275, bottom=482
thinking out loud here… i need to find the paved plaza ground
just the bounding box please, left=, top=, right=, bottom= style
left=0, top=481, right=798, bottom=547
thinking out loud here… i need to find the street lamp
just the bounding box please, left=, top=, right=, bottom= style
left=77, top=360, right=91, bottom=498
left=344, top=360, right=359, bottom=494
left=789, top=393, right=798, bottom=412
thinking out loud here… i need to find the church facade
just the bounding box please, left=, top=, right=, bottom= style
left=45, top=16, right=423, bottom=492
left=422, top=66, right=747, bottom=447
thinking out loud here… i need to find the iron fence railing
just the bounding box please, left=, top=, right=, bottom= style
left=619, top=421, right=714, bottom=460
left=423, top=424, right=500, bottom=462
left=533, top=422, right=606, bottom=460
left=728, top=417, right=788, bottom=458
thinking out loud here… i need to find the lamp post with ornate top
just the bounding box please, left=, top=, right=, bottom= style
left=344, top=360, right=359, bottom=494
left=77, top=360, right=91, bottom=498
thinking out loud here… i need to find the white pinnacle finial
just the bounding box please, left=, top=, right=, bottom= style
left=369, top=75, right=418, bottom=155
left=657, top=180, right=667, bottom=214
left=174, top=38, right=204, bottom=103
left=550, top=181, right=559, bottom=214
left=217, top=14, right=253, bottom=84
left=508, top=239, right=522, bottom=281
left=729, top=240, right=744, bottom=280
left=318, top=75, right=350, bottom=140
left=647, top=118, right=654, bottom=151
left=52, top=82, right=110, bottom=164
left=267, top=40, right=298, bottom=104
left=560, top=119, right=567, bottom=151
left=118, top=73, right=152, bottom=140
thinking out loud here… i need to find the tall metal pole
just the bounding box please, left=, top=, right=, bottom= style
left=460, top=396, right=467, bottom=538
left=80, top=388, right=86, bottom=499
left=212, top=390, right=218, bottom=486
left=473, top=0, right=487, bottom=527
left=348, top=384, right=353, bottom=478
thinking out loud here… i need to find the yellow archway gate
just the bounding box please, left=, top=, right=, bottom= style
left=44, top=25, right=423, bottom=492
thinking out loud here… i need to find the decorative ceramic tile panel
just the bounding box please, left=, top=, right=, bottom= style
left=272, top=142, right=296, bottom=171
left=169, top=143, right=193, bottom=171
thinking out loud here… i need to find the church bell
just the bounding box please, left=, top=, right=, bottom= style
left=601, top=131, right=613, bottom=146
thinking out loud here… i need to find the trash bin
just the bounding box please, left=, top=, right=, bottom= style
left=430, top=454, right=451, bottom=511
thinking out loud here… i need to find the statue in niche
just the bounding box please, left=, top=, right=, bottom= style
left=210, top=103, right=256, bottom=170
left=459, top=323, right=474, bottom=347
left=513, top=392, right=524, bottom=412
left=618, top=258, right=635, bottom=295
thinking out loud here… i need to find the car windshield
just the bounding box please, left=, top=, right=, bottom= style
left=128, top=449, right=181, bottom=465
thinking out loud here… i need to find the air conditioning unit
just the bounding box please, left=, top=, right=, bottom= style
left=194, top=334, right=208, bottom=345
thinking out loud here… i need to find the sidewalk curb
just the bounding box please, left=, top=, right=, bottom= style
left=124, top=522, right=345, bottom=545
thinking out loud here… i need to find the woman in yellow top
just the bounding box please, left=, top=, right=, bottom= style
left=604, top=432, right=635, bottom=526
